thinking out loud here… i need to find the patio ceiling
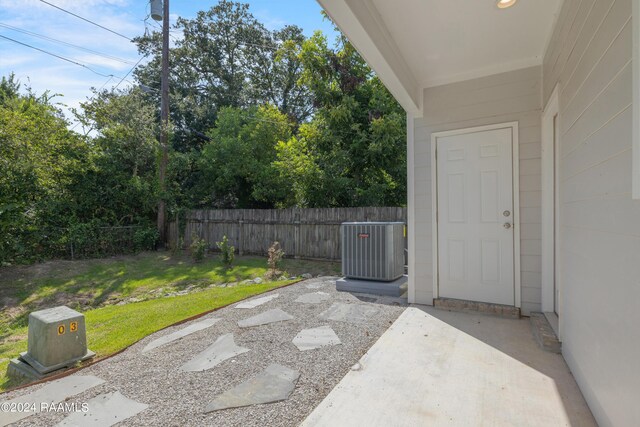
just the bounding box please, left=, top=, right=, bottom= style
left=318, top=0, right=562, bottom=114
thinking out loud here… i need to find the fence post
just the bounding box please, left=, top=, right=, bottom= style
left=238, top=219, right=244, bottom=256
left=294, top=211, right=301, bottom=259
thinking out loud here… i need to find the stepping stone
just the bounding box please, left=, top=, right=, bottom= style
left=0, top=375, right=104, bottom=427
left=305, top=282, right=327, bottom=289
left=319, top=303, right=379, bottom=324
left=292, top=326, right=341, bottom=351
left=204, top=364, right=299, bottom=413
left=235, top=294, right=279, bottom=309
left=295, top=292, right=331, bottom=304
left=56, top=391, right=147, bottom=427
left=238, top=308, right=294, bottom=328
left=180, top=334, right=249, bottom=372
left=142, top=317, right=220, bottom=353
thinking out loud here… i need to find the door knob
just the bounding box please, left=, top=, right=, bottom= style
left=503, top=223, right=512, bottom=229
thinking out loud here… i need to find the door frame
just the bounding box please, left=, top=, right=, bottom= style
left=541, top=85, right=561, bottom=332
left=431, top=122, right=521, bottom=307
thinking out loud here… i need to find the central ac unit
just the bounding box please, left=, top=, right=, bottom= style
left=341, top=222, right=405, bottom=282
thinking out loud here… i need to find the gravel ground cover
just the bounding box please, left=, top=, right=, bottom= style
left=3, top=277, right=406, bottom=427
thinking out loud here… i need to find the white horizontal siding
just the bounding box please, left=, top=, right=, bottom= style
left=542, top=0, right=639, bottom=424
left=412, top=66, right=542, bottom=314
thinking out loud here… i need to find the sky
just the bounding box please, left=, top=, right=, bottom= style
left=0, top=0, right=338, bottom=124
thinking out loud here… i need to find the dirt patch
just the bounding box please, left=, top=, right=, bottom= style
left=0, top=297, right=18, bottom=310
left=4, top=333, right=26, bottom=343
left=282, top=259, right=341, bottom=277
left=0, top=305, right=24, bottom=325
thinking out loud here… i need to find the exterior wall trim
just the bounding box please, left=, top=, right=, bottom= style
left=633, top=0, right=640, bottom=199
left=407, top=113, right=417, bottom=303
left=541, top=84, right=560, bottom=319
left=431, top=122, right=522, bottom=308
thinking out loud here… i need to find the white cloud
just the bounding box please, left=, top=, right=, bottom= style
left=0, top=53, right=35, bottom=68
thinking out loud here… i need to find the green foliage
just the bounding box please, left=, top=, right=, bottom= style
left=216, top=235, right=235, bottom=268
left=0, top=2, right=407, bottom=264
left=134, top=0, right=310, bottom=152
left=193, top=105, right=292, bottom=208
left=72, top=87, right=159, bottom=223
left=0, top=76, right=90, bottom=263
left=189, top=234, right=208, bottom=262
left=133, top=227, right=159, bottom=252
left=280, top=31, right=407, bottom=207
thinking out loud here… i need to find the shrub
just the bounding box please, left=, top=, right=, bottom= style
left=216, top=235, right=235, bottom=268
left=189, top=234, right=207, bottom=262
left=265, top=241, right=285, bottom=280
left=133, top=227, right=159, bottom=252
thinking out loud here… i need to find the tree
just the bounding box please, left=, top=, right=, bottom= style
left=71, top=88, right=159, bottom=225
left=0, top=77, right=89, bottom=262
left=134, top=1, right=312, bottom=152
left=272, top=31, right=406, bottom=207
left=246, top=25, right=313, bottom=124
left=193, top=105, right=292, bottom=208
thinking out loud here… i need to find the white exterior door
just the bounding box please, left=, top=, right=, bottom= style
left=436, top=127, right=515, bottom=305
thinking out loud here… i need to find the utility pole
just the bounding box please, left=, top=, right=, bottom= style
left=156, top=0, right=169, bottom=247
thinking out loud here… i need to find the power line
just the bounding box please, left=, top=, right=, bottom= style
left=0, top=33, right=123, bottom=80
left=113, top=55, right=147, bottom=90
left=0, top=22, right=137, bottom=65
left=38, top=0, right=133, bottom=42
left=70, top=54, right=149, bottom=133
left=144, top=15, right=180, bottom=44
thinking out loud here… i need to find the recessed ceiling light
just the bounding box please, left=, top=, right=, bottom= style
left=497, top=0, right=517, bottom=9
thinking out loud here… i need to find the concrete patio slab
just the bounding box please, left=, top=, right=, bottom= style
left=292, top=326, right=341, bottom=351
left=302, top=307, right=596, bottom=427
left=142, top=317, right=220, bottom=353
left=204, top=364, right=299, bottom=413
left=295, top=292, right=331, bottom=304
left=0, top=375, right=104, bottom=427
left=234, top=294, right=279, bottom=309
left=319, top=303, right=379, bottom=324
left=56, top=391, right=148, bottom=427
left=180, top=333, right=250, bottom=372
left=238, top=308, right=294, bottom=328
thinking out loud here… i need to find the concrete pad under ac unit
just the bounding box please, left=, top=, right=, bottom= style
left=336, top=275, right=408, bottom=297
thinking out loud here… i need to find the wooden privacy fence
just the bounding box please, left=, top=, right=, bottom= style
left=168, top=207, right=407, bottom=260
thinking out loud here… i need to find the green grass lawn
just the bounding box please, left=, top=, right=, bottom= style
left=0, top=252, right=340, bottom=392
